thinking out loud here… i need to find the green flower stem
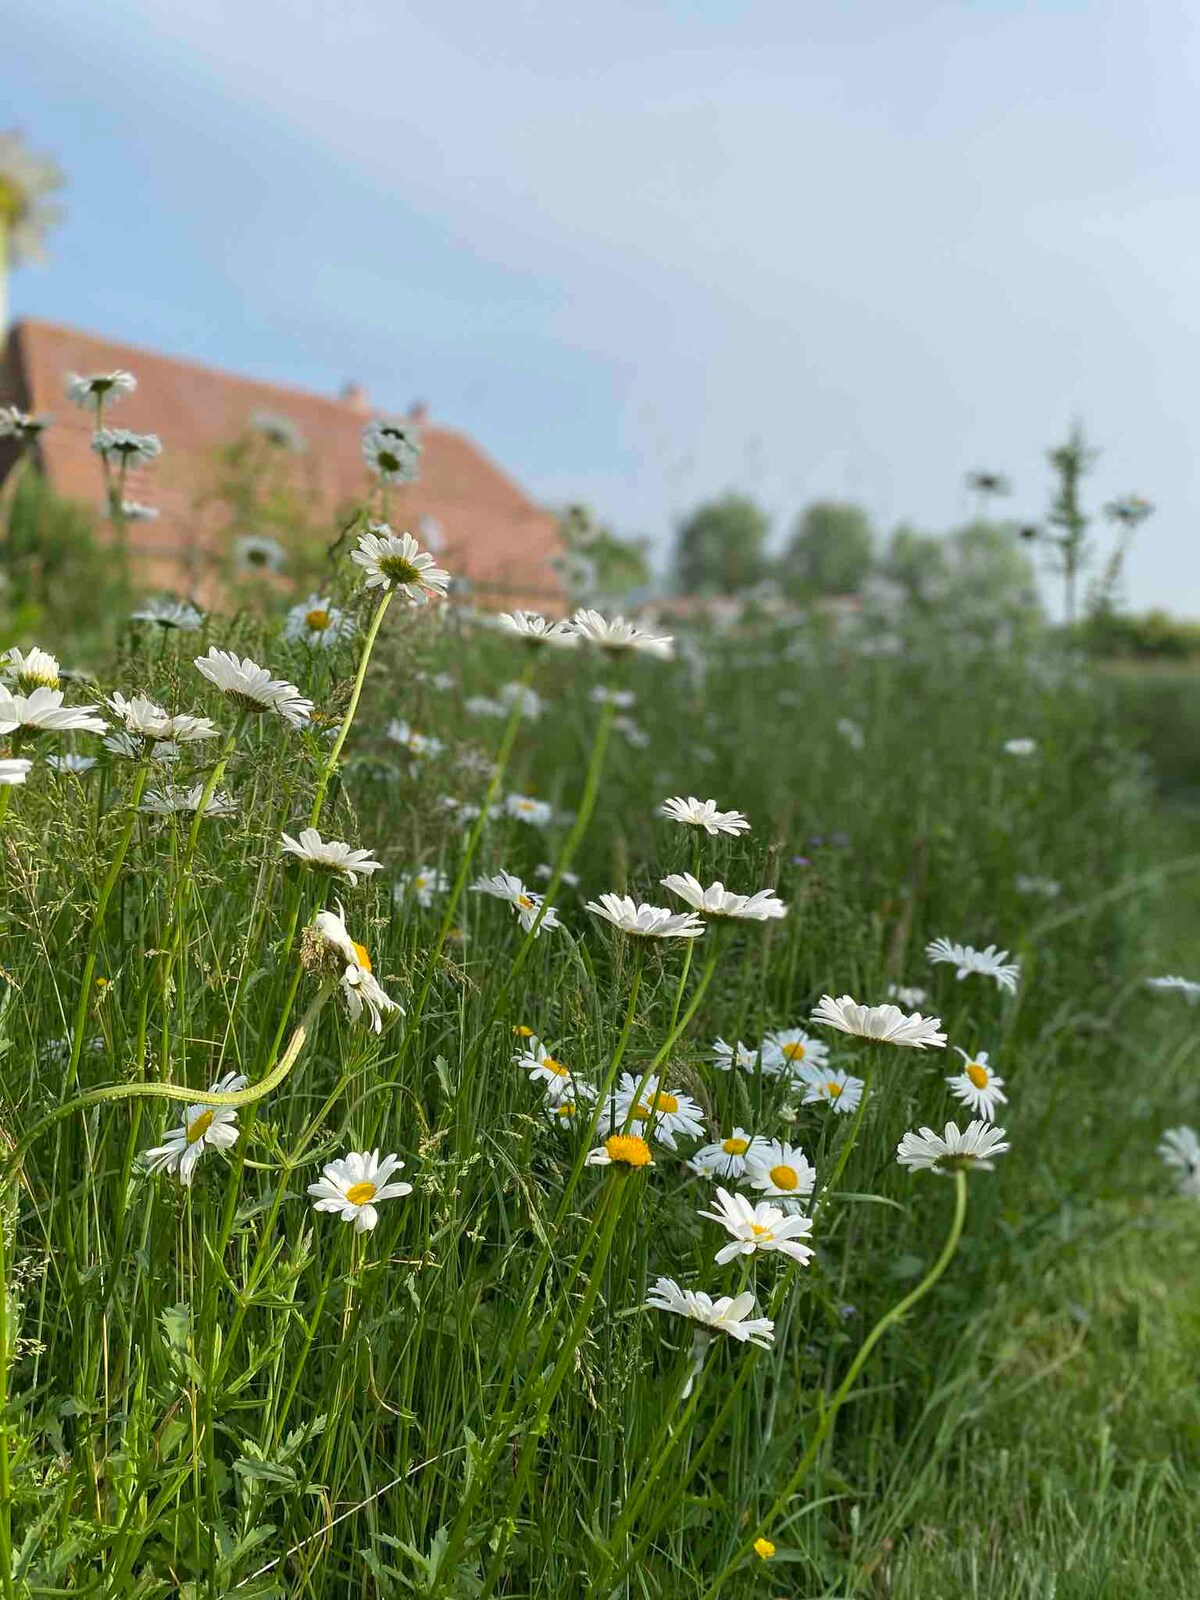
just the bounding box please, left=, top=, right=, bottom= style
left=0, top=787, right=10, bottom=835
left=309, top=587, right=393, bottom=827
left=0, top=1184, right=14, bottom=1600
left=618, top=938, right=719, bottom=1140
left=699, top=1169, right=969, bottom=1598
left=814, top=1054, right=876, bottom=1212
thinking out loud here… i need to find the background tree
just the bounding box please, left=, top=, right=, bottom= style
left=885, top=522, right=949, bottom=606
left=673, top=492, right=770, bottom=596
left=554, top=501, right=651, bottom=603
left=780, top=500, right=873, bottom=599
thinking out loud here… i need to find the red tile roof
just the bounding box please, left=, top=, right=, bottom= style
left=1, top=318, right=565, bottom=607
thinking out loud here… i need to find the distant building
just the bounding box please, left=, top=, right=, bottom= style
left=0, top=318, right=564, bottom=607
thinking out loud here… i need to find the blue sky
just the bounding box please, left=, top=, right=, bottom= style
left=5, top=0, right=1198, bottom=609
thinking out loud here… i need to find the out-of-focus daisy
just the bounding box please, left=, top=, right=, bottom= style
left=307, top=1149, right=412, bottom=1232
left=658, top=796, right=750, bottom=837
left=798, top=1065, right=864, bottom=1115
left=250, top=408, right=305, bottom=451
left=1145, top=975, right=1200, bottom=1005
left=0, top=406, right=49, bottom=443
left=0, top=685, right=107, bottom=738
left=363, top=420, right=421, bottom=481
left=0, top=758, right=32, bottom=786
left=284, top=595, right=354, bottom=648
left=496, top=611, right=577, bottom=649
left=281, top=828, right=383, bottom=885
left=497, top=681, right=544, bottom=720
left=107, top=692, right=219, bottom=745
left=571, top=608, right=674, bottom=660
left=836, top=717, right=865, bottom=751
left=505, top=793, right=552, bottom=827
left=194, top=648, right=312, bottom=727
left=613, top=1072, right=705, bottom=1150
left=140, top=784, right=237, bottom=819
left=945, top=1048, right=1007, bottom=1121
left=886, top=984, right=927, bottom=1008
left=1003, top=737, right=1037, bottom=757
left=351, top=524, right=450, bottom=603
left=394, top=866, right=450, bottom=908
left=699, top=1188, right=815, bottom=1266
left=645, top=1277, right=775, bottom=1347
left=661, top=873, right=787, bottom=923
left=584, top=893, right=705, bottom=940
left=926, top=937, right=1020, bottom=994
left=104, top=730, right=180, bottom=763
left=66, top=369, right=136, bottom=409
left=613, top=714, right=649, bottom=747
left=234, top=534, right=285, bottom=573
left=691, top=1128, right=765, bottom=1181
left=811, top=994, right=947, bottom=1050
left=1158, top=1127, right=1200, bottom=1197
left=711, top=1037, right=760, bottom=1073
left=386, top=719, right=444, bottom=758
left=470, top=870, right=560, bottom=935
left=2, top=646, right=60, bottom=691
left=1015, top=874, right=1062, bottom=898
left=45, top=753, right=96, bottom=775
left=306, top=902, right=402, bottom=1031
left=92, top=428, right=161, bottom=466
left=586, top=1133, right=654, bottom=1168
left=589, top=685, right=636, bottom=708
left=130, top=597, right=203, bottom=631
left=464, top=695, right=503, bottom=718
left=896, top=1120, right=1010, bottom=1174
left=745, top=1139, right=816, bottom=1208
left=115, top=500, right=160, bottom=523
left=534, top=863, right=579, bottom=889
left=142, top=1073, right=248, bottom=1186
left=761, top=1028, right=829, bottom=1078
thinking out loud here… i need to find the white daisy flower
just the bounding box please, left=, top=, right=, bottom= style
left=1158, top=1126, right=1200, bottom=1197
left=836, top=717, right=865, bottom=751
left=690, top=1128, right=766, bottom=1181
left=711, top=1037, right=761, bottom=1074
left=1015, top=874, right=1062, bottom=898
left=2, top=646, right=60, bottom=691
left=284, top=595, right=354, bottom=648
left=612, top=1073, right=705, bottom=1150
left=514, top=1038, right=593, bottom=1105
left=0, top=685, right=107, bottom=737
left=464, top=695, right=504, bottom=718
left=926, top=937, right=1021, bottom=994
left=307, top=1149, right=412, bottom=1233
left=745, top=1139, right=817, bottom=1208
left=107, top=692, right=219, bottom=745
left=116, top=501, right=160, bottom=523
left=281, top=828, right=383, bottom=885
left=234, top=534, right=285, bottom=573
left=504, top=793, right=553, bottom=827
left=798, top=1065, right=864, bottom=1115
left=897, top=1119, right=1010, bottom=1174
left=886, top=984, right=928, bottom=1008
left=585, top=1133, right=655, bottom=1168
left=470, top=870, right=560, bottom=935
left=385, top=719, right=444, bottom=758
left=0, top=758, right=32, bottom=786
left=250, top=409, right=305, bottom=451
left=0, top=406, right=48, bottom=442
left=761, top=1028, right=829, bottom=1078
left=534, top=863, right=579, bottom=889
left=811, top=994, right=947, bottom=1050
left=699, top=1188, right=815, bottom=1267
left=946, top=1048, right=1007, bottom=1121
left=496, top=611, right=578, bottom=649
left=91, top=428, right=161, bottom=466
left=645, top=1277, right=775, bottom=1348
left=571, top=608, right=675, bottom=660
left=351, top=524, right=450, bottom=602
left=362, top=421, right=421, bottom=481
left=497, top=681, right=545, bottom=721
left=103, top=730, right=181, bottom=763
left=194, top=649, right=312, bottom=727
left=661, top=873, right=787, bottom=923
left=546, top=1095, right=592, bottom=1129
left=142, top=1073, right=248, bottom=1186
left=584, top=893, right=705, bottom=940
left=130, top=597, right=203, bottom=631
left=1003, top=738, right=1037, bottom=757
left=46, top=753, right=97, bottom=775
left=310, top=903, right=402, bottom=1031
left=140, top=784, right=237, bottom=818
left=394, top=866, right=450, bottom=908
left=589, top=686, right=636, bottom=708
left=66, top=369, right=136, bottom=408
left=658, top=796, right=751, bottom=837
left=1146, top=975, right=1200, bottom=1004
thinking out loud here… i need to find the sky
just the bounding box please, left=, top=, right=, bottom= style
left=5, top=0, right=1199, bottom=610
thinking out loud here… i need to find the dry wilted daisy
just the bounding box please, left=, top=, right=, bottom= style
left=194, top=648, right=313, bottom=727
left=280, top=828, right=383, bottom=886
left=351, top=524, right=450, bottom=603
left=307, top=1149, right=412, bottom=1232
left=661, top=873, right=787, bottom=922
left=645, top=1277, right=775, bottom=1347
left=700, top=1189, right=815, bottom=1267
left=584, top=892, right=705, bottom=939
left=470, top=870, right=560, bottom=935
left=945, top=1048, right=1007, bottom=1121
left=811, top=994, right=947, bottom=1050
left=658, top=795, right=750, bottom=837
left=571, top=608, right=675, bottom=660
left=142, top=1073, right=248, bottom=1186
left=896, top=1120, right=1010, bottom=1174
left=926, top=937, right=1021, bottom=994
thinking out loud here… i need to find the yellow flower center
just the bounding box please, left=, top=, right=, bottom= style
left=754, top=1538, right=776, bottom=1560
left=780, top=1041, right=806, bottom=1061
left=556, top=1102, right=578, bottom=1118
left=345, top=1180, right=376, bottom=1205
left=186, top=1110, right=214, bottom=1145
left=541, top=1057, right=568, bottom=1076
left=723, top=1136, right=750, bottom=1156
left=966, top=1062, right=990, bottom=1089
left=769, top=1163, right=799, bottom=1191
left=750, top=1223, right=773, bottom=1239
left=351, top=941, right=372, bottom=972
left=514, top=1024, right=535, bottom=1037
left=517, top=894, right=534, bottom=909
left=305, top=608, right=331, bottom=630
left=651, top=1090, right=679, bottom=1115
left=826, top=1081, right=844, bottom=1097
left=603, top=1134, right=652, bottom=1167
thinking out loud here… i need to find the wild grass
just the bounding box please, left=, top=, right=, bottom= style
left=0, top=544, right=1196, bottom=1598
